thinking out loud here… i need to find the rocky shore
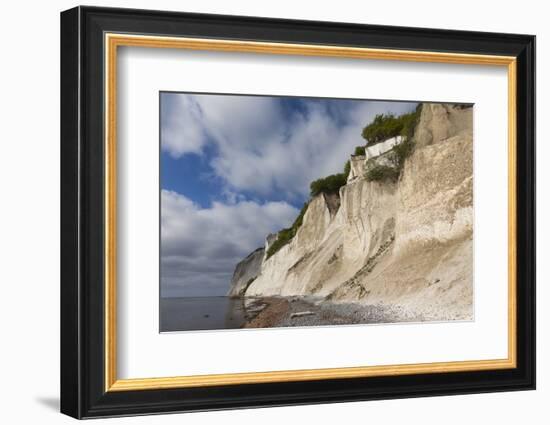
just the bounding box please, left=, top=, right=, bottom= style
left=241, top=296, right=423, bottom=329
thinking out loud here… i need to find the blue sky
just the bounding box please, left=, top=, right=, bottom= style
left=160, top=92, right=417, bottom=297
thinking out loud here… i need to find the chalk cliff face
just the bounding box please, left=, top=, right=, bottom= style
left=227, top=248, right=265, bottom=297
left=347, top=155, right=365, bottom=183
left=231, top=104, right=474, bottom=321
left=414, top=103, right=473, bottom=149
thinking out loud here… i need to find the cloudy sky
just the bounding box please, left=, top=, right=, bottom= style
left=160, top=92, right=417, bottom=297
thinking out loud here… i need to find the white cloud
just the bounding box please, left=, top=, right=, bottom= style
left=161, top=94, right=207, bottom=157
left=161, top=190, right=298, bottom=296
left=161, top=93, right=416, bottom=200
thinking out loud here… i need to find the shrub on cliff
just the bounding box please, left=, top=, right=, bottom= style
left=265, top=228, right=293, bottom=260
left=362, top=114, right=404, bottom=145
left=361, top=106, right=422, bottom=146
left=365, top=164, right=400, bottom=183
left=390, top=105, right=422, bottom=170
left=310, top=173, right=347, bottom=197
left=291, top=201, right=309, bottom=232
left=365, top=136, right=415, bottom=184
left=343, top=160, right=351, bottom=178
left=353, top=146, right=366, bottom=156
left=400, top=104, right=422, bottom=140
left=266, top=202, right=309, bottom=260
left=392, top=138, right=415, bottom=168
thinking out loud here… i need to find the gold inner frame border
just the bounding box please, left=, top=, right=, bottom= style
left=104, top=33, right=517, bottom=392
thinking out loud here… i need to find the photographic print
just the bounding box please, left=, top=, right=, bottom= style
left=61, top=9, right=535, bottom=417
left=159, top=92, right=474, bottom=332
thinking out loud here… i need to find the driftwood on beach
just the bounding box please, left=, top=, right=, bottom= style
left=290, top=311, right=315, bottom=319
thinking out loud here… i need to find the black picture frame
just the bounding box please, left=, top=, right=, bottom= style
left=61, top=5, right=535, bottom=419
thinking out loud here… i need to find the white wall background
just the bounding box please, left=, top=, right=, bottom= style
left=0, top=0, right=545, bottom=423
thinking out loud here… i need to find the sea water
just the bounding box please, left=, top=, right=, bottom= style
left=160, top=296, right=248, bottom=332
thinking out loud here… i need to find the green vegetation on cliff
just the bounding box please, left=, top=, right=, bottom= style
left=365, top=165, right=400, bottom=182
left=353, top=146, right=366, bottom=156
left=310, top=173, right=348, bottom=197
left=344, top=160, right=351, bottom=178
left=267, top=105, right=422, bottom=258
left=365, top=105, right=421, bottom=182
left=361, top=104, right=421, bottom=146
left=266, top=202, right=309, bottom=260
left=309, top=155, right=352, bottom=198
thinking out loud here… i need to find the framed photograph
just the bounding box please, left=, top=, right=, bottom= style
left=60, top=6, right=535, bottom=419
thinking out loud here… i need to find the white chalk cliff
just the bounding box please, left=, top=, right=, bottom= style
left=230, top=104, right=474, bottom=321
left=227, top=247, right=265, bottom=297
